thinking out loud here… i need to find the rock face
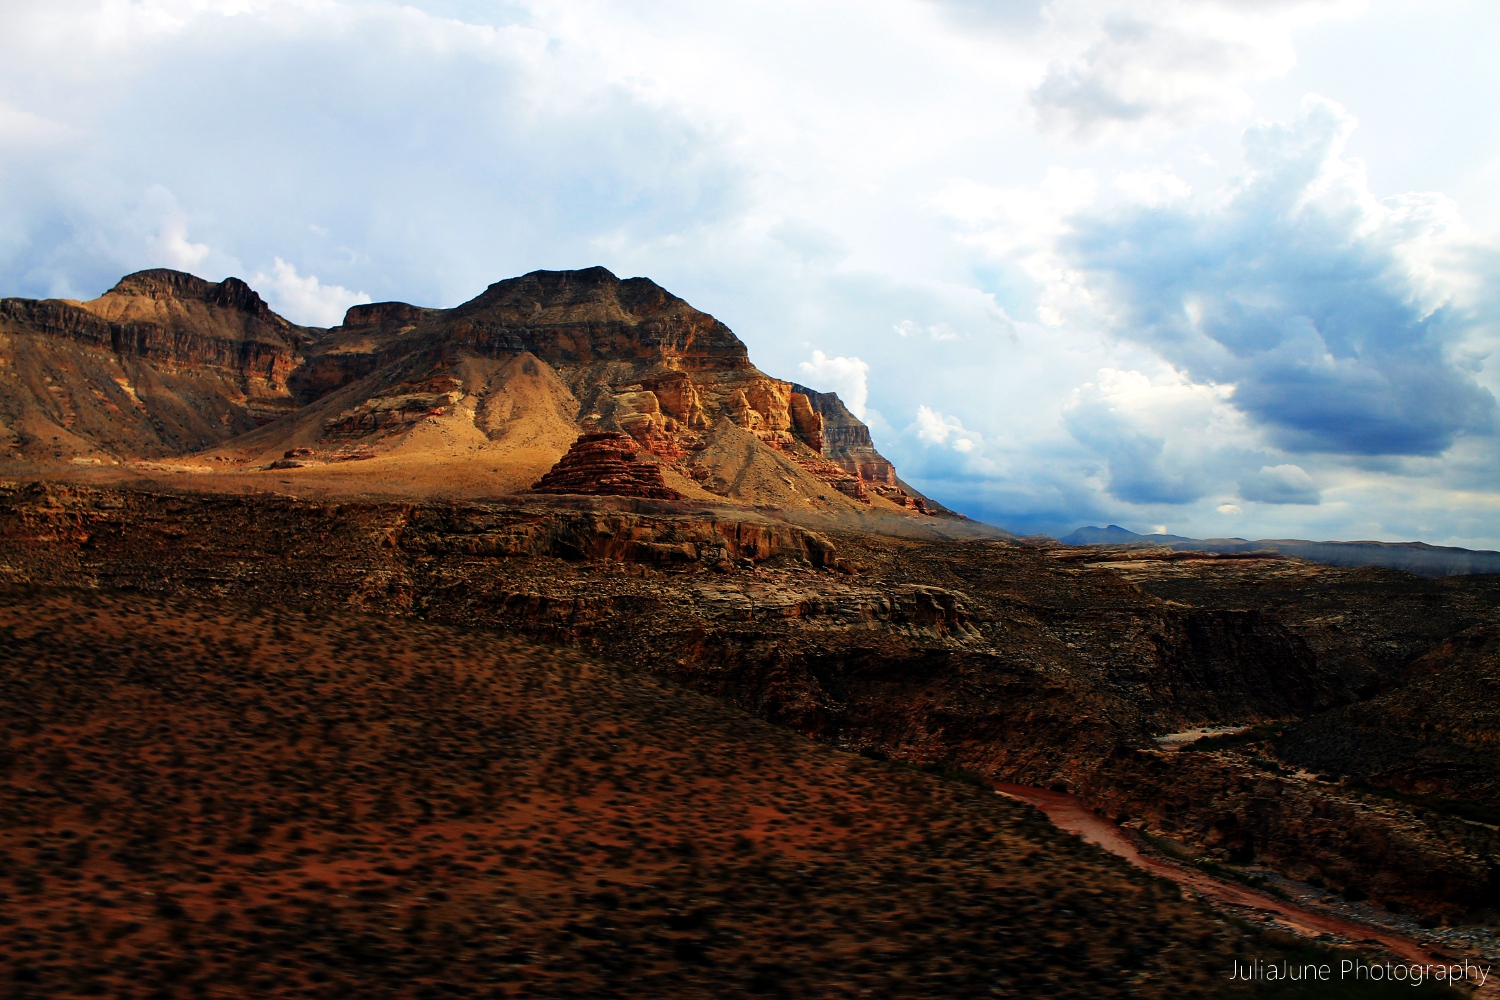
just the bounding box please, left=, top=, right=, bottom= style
left=530, top=431, right=684, bottom=500
left=791, top=382, right=898, bottom=486
left=1279, top=625, right=1500, bottom=809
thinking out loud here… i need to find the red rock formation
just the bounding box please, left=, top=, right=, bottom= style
left=832, top=476, right=869, bottom=502
left=790, top=382, right=898, bottom=486
left=789, top=391, right=824, bottom=452
left=870, top=484, right=934, bottom=514
left=530, top=431, right=684, bottom=500
left=794, top=453, right=871, bottom=503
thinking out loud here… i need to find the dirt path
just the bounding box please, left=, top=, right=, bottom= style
left=995, top=783, right=1497, bottom=995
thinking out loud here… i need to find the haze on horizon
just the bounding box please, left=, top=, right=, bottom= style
left=2, top=0, right=1498, bottom=547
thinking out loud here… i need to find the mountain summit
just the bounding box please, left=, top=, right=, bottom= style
left=0, top=267, right=942, bottom=516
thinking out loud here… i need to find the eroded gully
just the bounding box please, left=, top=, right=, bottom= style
left=994, top=783, right=1497, bottom=996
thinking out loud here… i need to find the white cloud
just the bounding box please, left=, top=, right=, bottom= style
left=251, top=257, right=370, bottom=327
left=1112, top=167, right=1191, bottom=206
left=929, top=168, right=1101, bottom=327
left=798, top=349, right=870, bottom=418
left=1216, top=504, right=1242, bottom=515
left=143, top=194, right=210, bottom=270
left=1060, top=95, right=1496, bottom=457
left=913, top=404, right=982, bottom=452
left=1063, top=366, right=1255, bottom=505
left=0, top=100, right=71, bottom=148
left=769, top=219, right=849, bottom=264
left=1028, top=0, right=1359, bottom=142
left=894, top=319, right=960, bottom=340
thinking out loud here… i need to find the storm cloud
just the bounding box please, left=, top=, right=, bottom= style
left=1062, top=96, right=1496, bottom=457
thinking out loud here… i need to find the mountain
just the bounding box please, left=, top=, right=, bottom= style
left=0, top=267, right=944, bottom=519
left=1058, top=524, right=1198, bottom=545
left=10, top=264, right=1500, bottom=946
left=1060, top=524, right=1500, bottom=577
left=0, top=269, right=313, bottom=464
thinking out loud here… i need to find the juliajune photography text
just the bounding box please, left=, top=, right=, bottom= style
left=1230, top=958, right=1491, bottom=987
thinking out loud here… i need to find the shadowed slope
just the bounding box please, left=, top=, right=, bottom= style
left=1280, top=626, right=1500, bottom=811
left=0, top=587, right=1320, bottom=999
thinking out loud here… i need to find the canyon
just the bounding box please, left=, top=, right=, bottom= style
left=3, top=266, right=1498, bottom=996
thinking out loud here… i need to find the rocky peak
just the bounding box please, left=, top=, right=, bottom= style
left=104, top=269, right=274, bottom=319
left=341, top=301, right=437, bottom=331
left=461, top=267, right=678, bottom=317
left=442, top=268, right=752, bottom=371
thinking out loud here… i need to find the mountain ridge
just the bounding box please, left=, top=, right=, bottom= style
left=0, top=266, right=953, bottom=525
left=1060, top=524, right=1500, bottom=577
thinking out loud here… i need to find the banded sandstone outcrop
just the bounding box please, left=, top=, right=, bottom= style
left=530, top=431, right=684, bottom=500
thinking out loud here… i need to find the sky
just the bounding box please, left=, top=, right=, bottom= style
left=2, top=0, right=1498, bottom=545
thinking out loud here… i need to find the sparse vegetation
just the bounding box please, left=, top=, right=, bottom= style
left=0, top=587, right=1385, bottom=999
left=1344, top=781, right=1500, bottom=828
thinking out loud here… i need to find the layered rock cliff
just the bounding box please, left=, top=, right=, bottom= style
left=0, top=269, right=314, bottom=462
left=1, top=266, right=939, bottom=517
left=531, top=431, right=684, bottom=500
left=790, top=382, right=897, bottom=486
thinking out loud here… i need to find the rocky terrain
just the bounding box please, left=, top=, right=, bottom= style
left=0, top=586, right=1389, bottom=1000
left=1065, top=549, right=1500, bottom=918
left=3, top=481, right=1499, bottom=929
left=1278, top=626, right=1500, bottom=813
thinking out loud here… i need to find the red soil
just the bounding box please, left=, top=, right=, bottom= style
left=0, top=589, right=1299, bottom=999
left=995, top=783, right=1497, bottom=996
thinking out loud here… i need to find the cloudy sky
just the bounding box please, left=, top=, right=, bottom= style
left=3, top=0, right=1499, bottom=545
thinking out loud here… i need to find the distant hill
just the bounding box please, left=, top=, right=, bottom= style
left=1058, top=525, right=1500, bottom=578
left=1058, top=524, right=1199, bottom=545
